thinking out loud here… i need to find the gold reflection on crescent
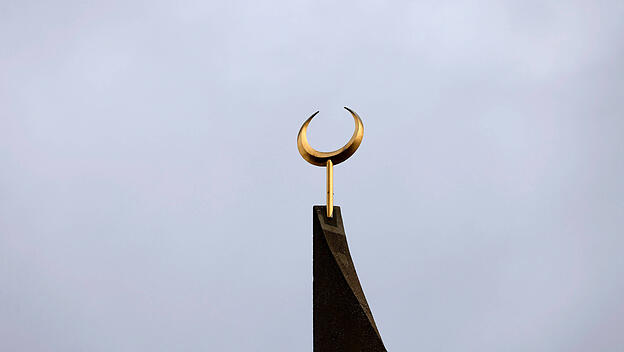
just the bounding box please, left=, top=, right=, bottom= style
left=297, top=107, right=364, bottom=166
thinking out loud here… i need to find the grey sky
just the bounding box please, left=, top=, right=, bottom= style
left=1, top=0, right=623, bottom=350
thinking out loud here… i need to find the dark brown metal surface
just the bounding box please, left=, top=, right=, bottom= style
left=313, top=206, right=387, bottom=352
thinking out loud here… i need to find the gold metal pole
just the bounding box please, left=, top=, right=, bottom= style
left=326, top=159, right=333, bottom=218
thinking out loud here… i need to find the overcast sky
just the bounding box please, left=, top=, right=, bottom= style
left=1, top=1, right=624, bottom=351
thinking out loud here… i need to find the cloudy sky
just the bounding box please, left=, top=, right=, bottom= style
left=1, top=0, right=623, bottom=350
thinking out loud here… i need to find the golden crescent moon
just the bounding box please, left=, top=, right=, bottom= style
left=297, top=107, right=364, bottom=166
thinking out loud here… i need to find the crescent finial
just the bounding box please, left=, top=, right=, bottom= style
left=297, top=107, right=364, bottom=167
